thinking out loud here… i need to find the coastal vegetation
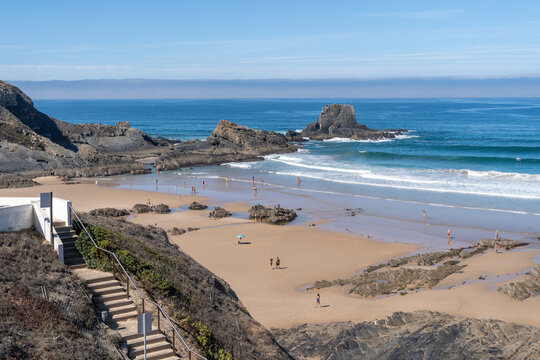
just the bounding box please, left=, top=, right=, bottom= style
left=75, top=213, right=291, bottom=359
left=0, top=230, right=119, bottom=359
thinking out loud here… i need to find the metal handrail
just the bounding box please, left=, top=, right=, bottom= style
left=69, top=204, right=207, bottom=360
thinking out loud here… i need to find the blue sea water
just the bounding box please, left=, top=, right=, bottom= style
left=35, top=99, right=540, bottom=229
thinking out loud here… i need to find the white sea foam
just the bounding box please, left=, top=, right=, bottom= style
left=223, top=162, right=256, bottom=169
left=462, top=169, right=540, bottom=180
left=322, top=137, right=393, bottom=143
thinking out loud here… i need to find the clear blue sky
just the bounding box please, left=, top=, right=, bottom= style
left=2, top=0, right=540, bottom=80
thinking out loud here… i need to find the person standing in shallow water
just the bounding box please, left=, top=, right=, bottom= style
left=270, top=258, right=273, bottom=269
left=316, top=293, right=320, bottom=308
left=276, top=257, right=281, bottom=269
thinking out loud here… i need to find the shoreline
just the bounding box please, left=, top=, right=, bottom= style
left=1, top=176, right=539, bottom=330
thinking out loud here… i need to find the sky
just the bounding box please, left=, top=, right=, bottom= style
left=2, top=0, right=540, bottom=81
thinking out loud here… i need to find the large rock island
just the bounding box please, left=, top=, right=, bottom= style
left=300, top=103, right=405, bottom=141
left=155, top=120, right=297, bottom=171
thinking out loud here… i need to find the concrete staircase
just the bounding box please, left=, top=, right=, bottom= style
left=53, top=221, right=85, bottom=268
left=75, top=268, right=180, bottom=360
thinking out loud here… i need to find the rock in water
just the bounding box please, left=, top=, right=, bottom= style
left=133, top=204, right=152, bottom=213
left=155, top=120, right=298, bottom=171
left=189, top=201, right=208, bottom=210
left=249, top=204, right=297, bottom=224
left=301, top=103, right=404, bottom=141
left=211, top=207, right=231, bottom=218
left=154, top=204, right=170, bottom=214
left=499, top=264, right=540, bottom=300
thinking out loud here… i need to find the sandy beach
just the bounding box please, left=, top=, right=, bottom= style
left=2, top=177, right=539, bottom=329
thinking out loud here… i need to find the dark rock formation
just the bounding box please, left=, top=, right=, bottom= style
left=211, top=206, right=231, bottom=218
left=248, top=204, right=297, bottom=224
left=499, top=264, right=540, bottom=300
left=88, top=208, right=129, bottom=217
left=301, top=104, right=404, bottom=141
left=284, top=130, right=306, bottom=142
left=0, top=80, right=165, bottom=183
left=189, top=202, right=208, bottom=210
left=154, top=203, right=170, bottom=214
left=132, top=204, right=152, bottom=213
left=155, top=120, right=298, bottom=171
left=273, top=311, right=540, bottom=360
left=476, top=238, right=529, bottom=250
left=169, top=227, right=187, bottom=235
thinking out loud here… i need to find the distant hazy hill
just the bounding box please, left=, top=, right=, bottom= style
left=11, top=77, right=540, bottom=99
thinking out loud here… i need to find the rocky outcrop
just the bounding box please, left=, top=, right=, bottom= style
left=311, top=260, right=465, bottom=296
left=189, top=202, right=207, bottom=210
left=88, top=208, right=130, bottom=217
left=211, top=206, right=231, bottom=218
left=132, top=204, right=152, bottom=213
left=0, top=80, right=167, bottom=183
left=155, top=120, right=298, bottom=171
left=248, top=204, right=297, bottom=224
left=154, top=204, right=170, bottom=214
left=301, top=104, right=405, bottom=141
left=272, top=311, right=540, bottom=360
left=499, top=264, right=540, bottom=300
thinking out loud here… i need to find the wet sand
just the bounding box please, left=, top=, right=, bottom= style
left=2, top=176, right=539, bottom=329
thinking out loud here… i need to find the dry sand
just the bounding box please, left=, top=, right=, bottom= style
left=3, top=177, right=539, bottom=329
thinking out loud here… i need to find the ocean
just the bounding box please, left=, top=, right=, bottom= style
left=35, top=98, right=540, bottom=244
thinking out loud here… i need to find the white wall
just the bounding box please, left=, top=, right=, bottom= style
left=0, top=204, right=34, bottom=232
left=0, top=197, right=68, bottom=263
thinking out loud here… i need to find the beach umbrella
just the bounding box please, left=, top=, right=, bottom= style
left=236, top=234, right=246, bottom=239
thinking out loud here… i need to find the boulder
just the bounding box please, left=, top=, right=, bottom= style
left=169, top=227, right=187, bottom=235
left=154, top=204, right=170, bottom=214
left=189, top=202, right=207, bottom=210
left=301, top=104, right=402, bottom=141
left=133, top=204, right=152, bottom=213
left=211, top=206, right=231, bottom=218
left=248, top=204, right=297, bottom=224
left=88, top=208, right=129, bottom=217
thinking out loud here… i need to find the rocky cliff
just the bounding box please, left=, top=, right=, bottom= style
left=155, top=120, right=297, bottom=171
left=300, top=103, right=404, bottom=140
left=0, top=80, right=169, bottom=182
left=273, top=311, right=540, bottom=360
left=1, top=80, right=298, bottom=184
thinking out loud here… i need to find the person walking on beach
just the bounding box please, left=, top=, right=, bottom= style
left=423, top=210, right=426, bottom=220
left=297, top=177, right=301, bottom=186
left=447, top=229, right=451, bottom=240
left=252, top=176, right=255, bottom=186
left=270, top=257, right=273, bottom=269
left=495, top=230, right=499, bottom=239
left=208, top=211, right=212, bottom=220
left=315, top=293, right=321, bottom=308
left=276, top=257, right=281, bottom=269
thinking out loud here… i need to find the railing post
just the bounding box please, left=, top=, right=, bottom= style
left=157, top=307, right=160, bottom=331
left=142, top=298, right=145, bottom=313
left=189, top=350, right=192, bottom=360
left=126, top=275, right=130, bottom=299
left=172, top=330, right=175, bottom=353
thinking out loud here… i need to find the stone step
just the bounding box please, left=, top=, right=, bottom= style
left=112, top=310, right=139, bottom=322
left=133, top=348, right=176, bottom=360
left=91, top=286, right=125, bottom=296
left=85, top=274, right=115, bottom=285
left=63, top=247, right=81, bottom=256
left=87, top=279, right=121, bottom=291
left=108, top=304, right=138, bottom=316
left=97, top=298, right=133, bottom=309
left=127, top=333, right=167, bottom=348
left=132, top=340, right=172, bottom=356
left=65, top=257, right=86, bottom=267
left=94, top=291, right=128, bottom=303
left=123, top=330, right=160, bottom=342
